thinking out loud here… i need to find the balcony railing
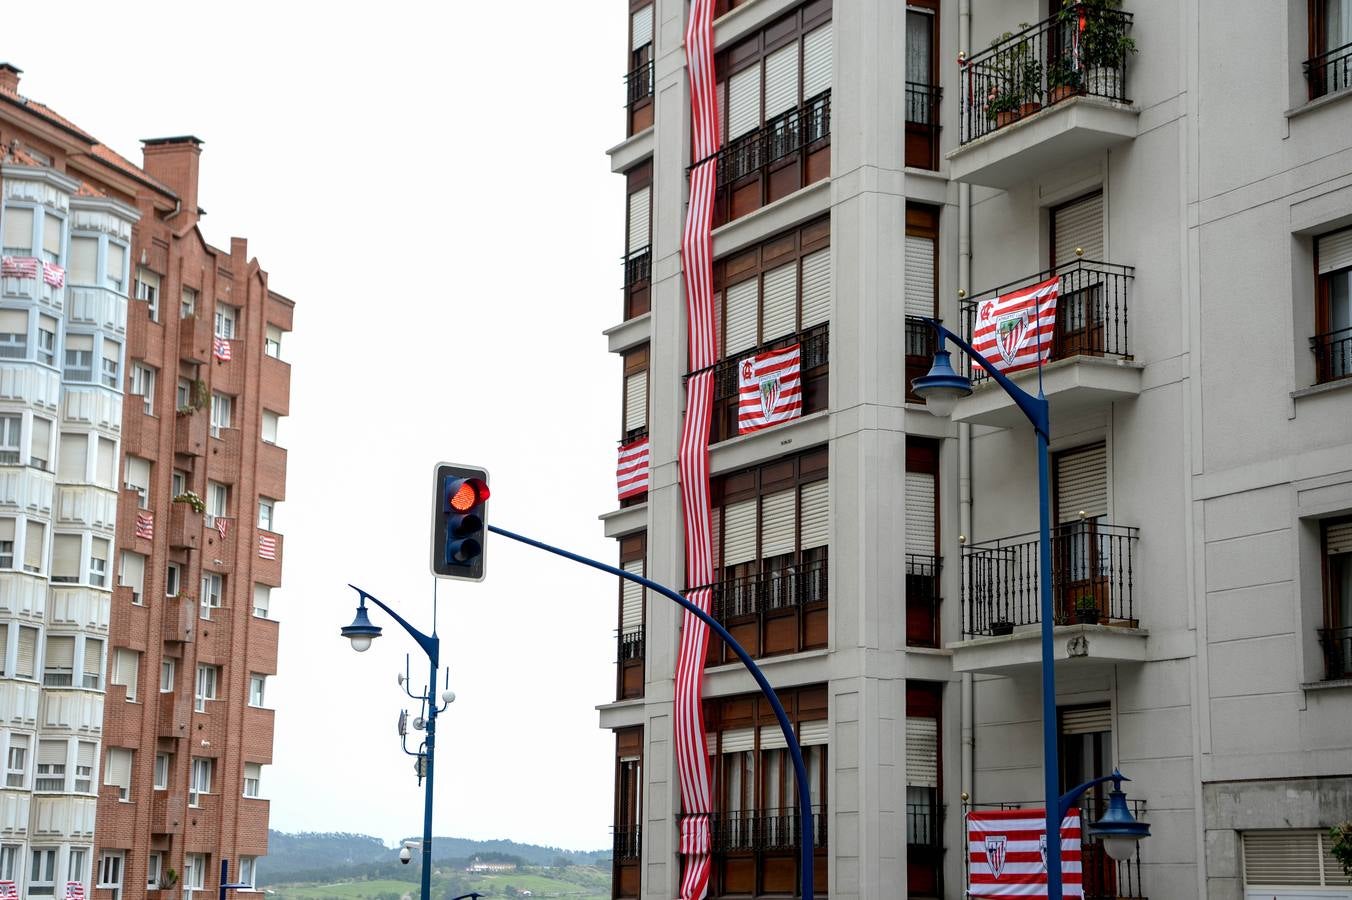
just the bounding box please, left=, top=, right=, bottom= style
left=960, top=5, right=1134, bottom=145
left=1311, top=326, right=1352, bottom=385
left=962, top=521, right=1138, bottom=636
left=709, top=806, right=827, bottom=853
left=905, top=82, right=943, bottom=170
left=626, top=60, right=654, bottom=107
left=907, top=553, right=943, bottom=648
left=906, top=316, right=938, bottom=403
left=613, top=824, right=642, bottom=860
left=713, top=90, right=831, bottom=225
left=711, top=561, right=828, bottom=622
left=1306, top=40, right=1352, bottom=100
left=709, top=323, right=829, bottom=442
left=1320, top=626, right=1352, bottom=680
left=618, top=627, right=644, bottom=663
left=960, top=259, right=1133, bottom=383
left=623, top=246, right=651, bottom=289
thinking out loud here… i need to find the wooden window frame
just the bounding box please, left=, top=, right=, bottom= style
left=906, top=439, right=942, bottom=649
left=613, top=726, right=643, bottom=898
left=906, top=682, right=944, bottom=898
left=624, top=162, right=653, bottom=320
left=904, top=0, right=942, bottom=170
left=904, top=205, right=940, bottom=403
left=627, top=0, right=655, bottom=135
left=621, top=344, right=649, bottom=442
left=617, top=532, right=646, bottom=701
left=1314, top=232, right=1351, bottom=384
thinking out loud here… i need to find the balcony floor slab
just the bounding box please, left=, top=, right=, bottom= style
left=947, top=623, right=1148, bottom=675
left=952, top=355, right=1143, bottom=429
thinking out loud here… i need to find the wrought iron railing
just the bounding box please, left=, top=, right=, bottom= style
left=906, top=316, right=937, bottom=402
left=959, top=259, right=1133, bottom=382
left=712, top=323, right=829, bottom=403
left=907, top=554, right=943, bottom=648
left=626, top=60, right=654, bottom=107
left=1319, top=626, right=1352, bottom=680
left=959, top=5, right=1134, bottom=144
left=1306, top=40, right=1352, bottom=100
left=906, top=801, right=944, bottom=848
left=623, top=246, right=651, bottom=288
left=710, top=560, right=828, bottom=622
left=708, top=806, right=827, bottom=853
left=717, top=91, right=831, bottom=188
left=613, top=824, right=642, bottom=860
left=962, top=521, right=1138, bottom=636
left=618, top=627, right=644, bottom=663
left=1311, top=326, right=1352, bottom=385
left=905, top=82, right=943, bottom=170
left=622, top=425, right=649, bottom=446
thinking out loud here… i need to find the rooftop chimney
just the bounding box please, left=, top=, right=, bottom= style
left=141, top=136, right=204, bottom=223
left=0, top=63, right=21, bottom=94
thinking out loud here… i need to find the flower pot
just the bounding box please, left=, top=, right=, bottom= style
left=1049, top=84, right=1081, bottom=105
left=1086, top=65, right=1123, bottom=99
left=1019, top=101, right=1043, bottom=118
left=990, top=621, right=1014, bottom=636
left=994, top=109, right=1019, bottom=129
left=1075, top=608, right=1100, bottom=625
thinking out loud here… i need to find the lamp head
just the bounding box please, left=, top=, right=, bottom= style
left=1087, top=775, right=1150, bottom=861
left=911, top=347, right=973, bottom=418
left=340, top=603, right=382, bottom=653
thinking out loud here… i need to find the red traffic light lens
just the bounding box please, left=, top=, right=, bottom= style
left=448, top=479, right=489, bottom=512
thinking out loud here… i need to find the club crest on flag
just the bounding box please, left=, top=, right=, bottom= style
left=985, top=835, right=1008, bottom=878
left=737, top=344, right=803, bottom=435
left=995, top=309, right=1033, bottom=367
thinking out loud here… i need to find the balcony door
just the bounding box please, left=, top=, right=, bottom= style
left=1051, top=192, right=1106, bottom=357
left=1059, top=705, right=1116, bottom=899
left=1324, top=519, right=1352, bottom=679
left=905, top=439, right=941, bottom=647
left=1316, top=228, right=1352, bottom=382
left=1053, top=442, right=1108, bottom=621
left=905, top=2, right=941, bottom=169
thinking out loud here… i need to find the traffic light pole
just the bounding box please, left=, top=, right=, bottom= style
left=486, top=524, right=817, bottom=900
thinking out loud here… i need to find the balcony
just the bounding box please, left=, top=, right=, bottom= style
left=1320, top=626, right=1351, bottom=681
left=905, top=82, right=943, bottom=171
left=906, top=799, right=945, bottom=898
left=710, top=323, right=828, bottom=444
left=169, top=502, right=201, bottom=550
left=906, top=554, right=943, bottom=649
left=950, top=521, right=1145, bottom=673
left=713, top=91, right=831, bottom=227
left=626, top=60, right=654, bottom=135
left=708, top=807, right=828, bottom=897
left=150, top=793, right=185, bottom=835
left=179, top=314, right=211, bottom=364
left=1311, top=327, right=1351, bottom=386
left=157, top=688, right=192, bottom=739
left=613, top=823, right=641, bottom=898
left=948, top=7, right=1137, bottom=188
left=952, top=260, right=1141, bottom=429
left=706, top=560, right=827, bottom=666
left=617, top=627, right=644, bottom=701
left=262, top=353, right=291, bottom=416
left=622, top=245, right=651, bottom=320
left=174, top=408, right=207, bottom=457
left=1305, top=40, right=1352, bottom=101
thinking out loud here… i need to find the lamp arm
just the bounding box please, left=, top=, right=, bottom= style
left=1058, top=769, right=1129, bottom=820
left=924, top=318, right=1049, bottom=440
left=347, top=584, right=439, bottom=668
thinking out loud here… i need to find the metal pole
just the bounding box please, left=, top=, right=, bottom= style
left=485, top=524, right=816, bottom=900
left=421, top=650, right=438, bottom=900
left=1038, top=423, right=1062, bottom=899
left=219, top=858, right=227, bottom=900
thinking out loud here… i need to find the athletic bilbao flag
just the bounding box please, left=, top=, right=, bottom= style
left=737, top=344, right=802, bottom=434
left=616, top=438, right=650, bottom=500
left=972, top=276, right=1059, bottom=374
left=967, top=808, right=1084, bottom=898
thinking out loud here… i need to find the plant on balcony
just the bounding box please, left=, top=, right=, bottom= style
left=172, top=490, right=206, bottom=513
left=1074, top=594, right=1100, bottom=625
left=985, top=27, right=1040, bottom=126
left=1331, top=822, right=1352, bottom=883
left=989, top=619, right=1014, bottom=636
left=1062, top=0, right=1137, bottom=98
left=161, top=868, right=179, bottom=889
left=1047, top=56, right=1084, bottom=104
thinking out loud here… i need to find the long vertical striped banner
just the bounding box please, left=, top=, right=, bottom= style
left=676, top=1, right=719, bottom=897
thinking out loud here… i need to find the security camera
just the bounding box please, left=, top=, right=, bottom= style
left=441, top=690, right=456, bottom=704
left=399, top=846, right=411, bottom=865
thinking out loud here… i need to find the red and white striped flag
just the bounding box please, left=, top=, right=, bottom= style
left=617, top=438, right=650, bottom=500
left=215, top=517, right=229, bottom=540
left=42, top=262, right=65, bottom=287
left=972, top=277, right=1059, bottom=374
left=737, top=344, right=802, bottom=434
left=1, top=256, right=39, bottom=279
left=135, top=512, right=154, bottom=540
left=967, top=808, right=1084, bottom=898
left=0, top=880, right=17, bottom=899
left=259, top=533, right=278, bottom=560
left=212, top=337, right=232, bottom=362
left=64, top=881, right=85, bottom=900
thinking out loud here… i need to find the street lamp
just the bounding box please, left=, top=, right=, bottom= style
left=339, top=585, right=447, bottom=900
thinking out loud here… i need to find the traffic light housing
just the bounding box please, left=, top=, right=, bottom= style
left=430, top=463, right=489, bottom=581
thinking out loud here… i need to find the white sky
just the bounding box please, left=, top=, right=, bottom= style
left=17, top=1, right=627, bottom=851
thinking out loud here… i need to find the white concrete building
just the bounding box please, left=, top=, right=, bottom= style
left=599, top=2, right=1352, bottom=898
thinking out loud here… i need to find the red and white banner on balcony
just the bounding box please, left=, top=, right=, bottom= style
left=737, top=344, right=802, bottom=434
left=966, top=808, right=1084, bottom=898
left=972, top=276, right=1059, bottom=374
left=616, top=438, right=650, bottom=500
left=1, top=256, right=39, bottom=279
left=135, top=512, right=154, bottom=540
left=259, top=533, right=278, bottom=560
left=676, top=0, right=719, bottom=896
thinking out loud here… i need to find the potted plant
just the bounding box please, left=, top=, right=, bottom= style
left=172, top=490, right=206, bottom=514
left=1047, top=55, right=1084, bottom=104
left=1015, top=40, right=1044, bottom=118
left=1074, top=594, right=1100, bottom=625
left=983, top=26, right=1037, bottom=128
left=1066, top=0, right=1137, bottom=99
left=162, top=868, right=179, bottom=889
left=989, top=620, right=1015, bottom=636
left=1330, top=822, right=1352, bottom=883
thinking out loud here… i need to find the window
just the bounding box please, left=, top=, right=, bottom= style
left=135, top=267, right=160, bottom=321
left=185, top=853, right=206, bottom=891
left=0, top=844, right=16, bottom=881
left=176, top=376, right=192, bottom=410
left=124, top=456, right=150, bottom=507
left=1321, top=518, right=1352, bottom=680
left=0, top=415, right=20, bottom=465
left=14, top=519, right=34, bottom=574
left=96, top=435, right=115, bottom=489
left=1314, top=228, right=1351, bottom=384
left=160, top=659, right=174, bottom=693
left=89, top=537, right=109, bottom=587
left=243, top=762, right=261, bottom=798
left=613, top=728, right=643, bottom=867
left=904, top=2, right=941, bottom=169
left=258, top=497, right=275, bottom=531
left=40, top=212, right=60, bottom=263
left=130, top=363, right=155, bottom=414
left=622, top=163, right=653, bottom=318
left=147, top=851, right=164, bottom=889
left=98, top=850, right=124, bottom=899
left=74, top=740, right=95, bottom=792
left=189, top=757, right=212, bottom=806
left=58, top=432, right=87, bottom=482
left=28, top=415, right=49, bottom=471
left=201, top=573, right=223, bottom=619
left=118, top=552, right=146, bottom=604
left=29, top=847, right=56, bottom=896
left=194, top=664, right=218, bottom=711
left=0, top=309, right=27, bottom=359
left=36, top=314, right=56, bottom=365
left=51, top=534, right=79, bottom=583
left=248, top=674, right=266, bottom=708
left=238, top=856, right=257, bottom=889
left=1307, top=0, right=1352, bottom=98
left=253, top=584, right=270, bottom=618
left=905, top=683, right=944, bottom=895
left=5, top=734, right=27, bottom=788
left=905, top=439, right=942, bottom=648
left=1243, top=829, right=1346, bottom=888
left=0, top=518, right=13, bottom=568
left=621, top=345, right=649, bottom=444
left=171, top=469, right=187, bottom=498
left=101, top=338, right=121, bottom=388
left=105, top=241, right=126, bottom=291
left=214, top=303, right=237, bottom=339
left=265, top=324, right=283, bottom=358
left=206, top=481, right=228, bottom=524
left=82, top=636, right=103, bottom=689
left=210, top=392, right=232, bottom=435
left=35, top=741, right=65, bottom=791
left=14, top=625, right=37, bottom=679
left=166, top=562, right=180, bottom=598
left=111, top=648, right=140, bottom=701
left=68, top=847, right=87, bottom=887
left=181, top=287, right=197, bottom=319
left=262, top=410, right=280, bottom=445
left=2, top=206, right=33, bottom=256
left=43, top=635, right=74, bottom=686
left=154, top=752, right=170, bottom=790
left=68, top=236, right=96, bottom=285
left=64, top=333, right=93, bottom=381
left=104, top=748, right=132, bottom=801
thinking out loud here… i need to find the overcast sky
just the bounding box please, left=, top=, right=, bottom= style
left=16, top=1, right=627, bottom=851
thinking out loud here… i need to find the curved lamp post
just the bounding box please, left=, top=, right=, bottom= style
left=1061, top=770, right=1151, bottom=863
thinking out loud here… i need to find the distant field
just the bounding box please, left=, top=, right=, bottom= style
left=269, top=867, right=610, bottom=900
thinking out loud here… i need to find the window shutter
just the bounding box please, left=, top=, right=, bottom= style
left=627, top=187, right=651, bottom=254
left=624, top=371, right=648, bottom=432
left=763, top=43, right=800, bottom=118
left=799, top=480, right=829, bottom=549
left=53, top=534, right=79, bottom=579
left=719, top=727, right=755, bottom=753
left=125, top=457, right=150, bottom=493
left=621, top=559, right=644, bottom=633
left=710, top=506, right=721, bottom=571
left=96, top=437, right=115, bottom=487
left=760, top=489, right=797, bottom=559
left=1242, top=831, right=1328, bottom=886
left=1056, top=443, right=1108, bottom=523
left=724, top=279, right=759, bottom=354
left=3, top=208, right=33, bottom=251
left=761, top=262, right=798, bottom=342
left=1060, top=705, right=1111, bottom=735
left=119, top=552, right=145, bottom=590
left=23, top=521, right=42, bottom=571
left=1327, top=521, right=1352, bottom=555
left=68, top=238, right=97, bottom=284
left=105, top=748, right=131, bottom=791
left=905, top=717, right=938, bottom=787
left=1317, top=228, right=1352, bottom=274
left=29, top=417, right=49, bottom=464
left=113, top=649, right=138, bottom=698
left=43, top=214, right=62, bottom=257
left=66, top=333, right=93, bottom=353
left=802, top=23, right=833, bottom=98
left=106, top=243, right=125, bottom=284
left=798, top=720, right=829, bottom=746
left=37, top=740, right=65, bottom=767
left=722, top=499, right=758, bottom=566
left=262, top=412, right=279, bottom=444
left=759, top=724, right=787, bottom=750
left=76, top=742, right=95, bottom=769
left=905, top=471, right=937, bottom=555
left=0, top=310, right=27, bottom=333
left=904, top=235, right=937, bottom=318
left=58, top=433, right=87, bottom=481
left=15, top=628, right=35, bottom=677
left=138, top=268, right=160, bottom=294
left=631, top=4, right=653, bottom=50
left=83, top=639, right=103, bottom=680
left=800, top=248, right=830, bottom=328
left=1053, top=193, right=1105, bottom=265
left=46, top=636, right=74, bottom=669
left=0, top=519, right=12, bottom=543
left=727, top=66, right=762, bottom=139
left=102, top=338, right=119, bottom=369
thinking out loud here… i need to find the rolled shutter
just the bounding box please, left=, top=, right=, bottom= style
left=905, top=471, right=936, bottom=555
left=710, top=506, right=721, bottom=571
left=760, top=724, right=788, bottom=750
left=0, top=310, right=27, bottom=333
left=262, top=412, right=279, bottom=444
left=722, top=499, right=758, bottom=566
left=105, top=748, right=131, bottom=791
left=66, top=333, right=93, bottom=353
left=904, top=235, right=937, bottom=318
left=799, top=480, right=829, bottom=549
left=119, top=552, right=145, bottom=595
left=621, top=559, right=644, bottom=634
left=46, top=636, right=74, bottom=670
left=763, top=43, right=800, bottom=117
left=1327, top=521, right=1352, bottom=555
left=905, top=717, right=938, bottom=787
left=760, top=489, right=797, bottom=558
left=631, top=4, right=653, bottom=50
left=1053, top=193, right=1104, bottom=265
left=798, top=720, right=829, bottom=746
left=96, top=437, right=115, bottom=487
left=37, top=740, right=64, bottom=767
left=627, top=187, right=651, bottom=254
left=113, top=649, right=138, bottom=698
left=3, top=208, right=33, bottom=251
left=43, top=214, right=62, bottom=257
left=125, top=457, right=150, bottom=493
left=15, top=628, right=35, bottom=677
left=624, top=371, right=648, bottom=432
left=24, top=522, right=43, bottom=572
left=1242, top=831, right=1326, bottom=886
left=724, top=279, right=759, bottom=354
left=802, top=24, right=833, bottom=98
left=68, top=237, right=97, bottom=284
left=761, top=262, right=798, bottom=342
left=1317, top=228, right=1352, bottom=274
left=106, top=243, right=126, bottom=286
left=1055, top=443, right=1108, bottom=523
left=719, top=727, right=755, bottom=753
left=137, top=268, right=160, bottom=296
left=77, top=741, right=95, bottom=769
left=1060, top=705, right=1111, bottom=735
left=58, top=433, right=87, bottom=481
left=83, top=639, right=102, bottom=681
left=727, top=66, right=762, bottom=139
left=0, top=520, right=12, bottom=543
left=800, top=248, right=830, bottom=328
left=29, top=417, right=49, bottom=466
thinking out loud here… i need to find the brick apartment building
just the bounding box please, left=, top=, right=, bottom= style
left=0, top=63, right=291, bottom=897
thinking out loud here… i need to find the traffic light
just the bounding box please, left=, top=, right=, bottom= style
left=430, top=462, right=489, bottom=581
